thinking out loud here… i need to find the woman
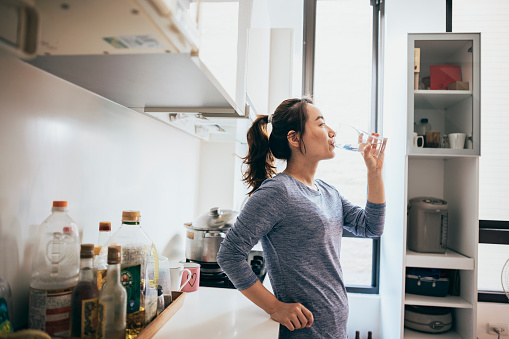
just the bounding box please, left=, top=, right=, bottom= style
left=216, top=97, right=385, bottom=338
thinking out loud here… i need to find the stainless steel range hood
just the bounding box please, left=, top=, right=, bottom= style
left=23, top=0, right=248, bottom=118
left=27, top=52, right=244, bottom=117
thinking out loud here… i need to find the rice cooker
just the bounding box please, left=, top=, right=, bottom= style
left=407, top=197, right=448, bottom=253
left=184, top=207, right=239, bottom=263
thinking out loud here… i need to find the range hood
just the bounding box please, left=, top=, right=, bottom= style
left=28, top=53, right=244, bottom=116
left=24, top=0, right=247, bottom=118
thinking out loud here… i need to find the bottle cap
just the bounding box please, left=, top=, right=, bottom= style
left=122, top=211, right=141, bottom=222
left=421, top=118, right=428, bottom=123
left=99, top=221, right=111, bottom=231
left=80, top=244, right=95, bottom=259
left=108, top=246, right=122, bottom=264
left=53, top=201, right=67, bottom=207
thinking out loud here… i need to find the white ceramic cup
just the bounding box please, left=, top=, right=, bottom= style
left=413, top=132, right=424, bottom=148
left=169, top=262, right=192, bottom=292
left=449, top=133, right=466, bottom=149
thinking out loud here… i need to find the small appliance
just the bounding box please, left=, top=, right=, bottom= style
left=407, top=197, right=448, bottom=253
left=404, top=305, right=452, bottom=333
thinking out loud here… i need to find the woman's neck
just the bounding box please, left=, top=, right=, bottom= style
left=283, top=159, right=318, bottom=187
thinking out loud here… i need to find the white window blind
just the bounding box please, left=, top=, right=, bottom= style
left=453, top=0, right=509, bottom=221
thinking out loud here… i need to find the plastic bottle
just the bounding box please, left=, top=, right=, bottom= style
left=94, top=222, right=112, bottom=257
left=28, top=201, right=80, bottom=337
left=0, top=276, right=14, bottom=333
left=95, top=211, right=158, bottom=339
left=70, top=244, right=99, bottom=338
left=98, top=246, right=127, bottom=339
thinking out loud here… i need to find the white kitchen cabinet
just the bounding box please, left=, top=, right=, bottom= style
left=398, top=33, right=481, bottom=339
left=407, top=33, right=480, bottom=156
left=23, top=0, right=255, bottom=126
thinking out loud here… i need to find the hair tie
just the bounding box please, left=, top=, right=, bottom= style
left=266, top=114, right=273, bottom=136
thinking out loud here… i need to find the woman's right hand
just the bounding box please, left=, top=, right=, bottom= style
left=268, top=301, right=314, bottom=331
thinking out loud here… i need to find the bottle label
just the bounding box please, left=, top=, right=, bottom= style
left=96, top=301, right=105, bottom=339
left=0, top=297, right=13, bottom=333
left=81, top=297, right=98, bottom=338
left=97, top=269, right=107, bottom=291
left=121, top=265, right=141, bottom=314
left=29, top=287, right=74, bottom=336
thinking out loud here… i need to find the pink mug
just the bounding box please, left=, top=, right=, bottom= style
left=180, top=262, right=201, bottom=292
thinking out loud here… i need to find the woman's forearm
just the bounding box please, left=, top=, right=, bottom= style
left=240, top=280, right=314, bottom=331
left=239, top=280, right=280, bottom=314
left=367, top=171, right=385, bottom=204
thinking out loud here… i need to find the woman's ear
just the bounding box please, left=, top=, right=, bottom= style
left=287, top=130, right=300, bottom=148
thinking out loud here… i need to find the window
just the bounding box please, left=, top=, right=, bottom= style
left=452, top=0, right=509, bottom=303
left=304, top=0, right=383, bottom=293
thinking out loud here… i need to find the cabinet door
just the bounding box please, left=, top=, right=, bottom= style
left=408, top=33, right=480, bottom=156
left=198, top=0, right=248, bottom=115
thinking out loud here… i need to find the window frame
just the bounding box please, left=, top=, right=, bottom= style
left=478, top=220, right=509, bottom=303
left=302, top=0, right=384, bottom=294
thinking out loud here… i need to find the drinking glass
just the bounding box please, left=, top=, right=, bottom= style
left=333, top=123, right=387, bottom=159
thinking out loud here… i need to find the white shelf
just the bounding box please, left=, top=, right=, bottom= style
left=405, top=294, right=472, bottom=308
left=407, top=148, right=478, bottom=158
left=406, top=249, right=474, bottom=270
left=404, top=328, right=463, bottom=339
left=414, top=90, right=472, bottom=110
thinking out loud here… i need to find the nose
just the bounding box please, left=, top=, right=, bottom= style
left=327, top=125, right=336, bottom=138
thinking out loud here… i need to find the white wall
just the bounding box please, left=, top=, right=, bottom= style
left=380, top=0, right=445, bottom=337
left=0, top=49, right=204, bottom=329
left=477, top=303, right=509, bottom=339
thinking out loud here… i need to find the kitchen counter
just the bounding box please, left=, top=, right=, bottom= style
left=152, top=282, right=280, bottom=339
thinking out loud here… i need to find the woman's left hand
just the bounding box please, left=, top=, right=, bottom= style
left=361, top=133, right=384, bottom=173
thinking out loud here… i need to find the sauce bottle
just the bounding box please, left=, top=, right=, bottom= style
left=70, top=244, right=99, bottom=338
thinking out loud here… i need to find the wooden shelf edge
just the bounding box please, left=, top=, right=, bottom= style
left=137, top=291, right=187, bottom=339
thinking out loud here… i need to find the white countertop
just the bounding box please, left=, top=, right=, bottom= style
left=152, top=282, right=280, bottom=339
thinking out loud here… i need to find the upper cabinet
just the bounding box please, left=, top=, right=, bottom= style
left=22, top=0, right=252, bottom=119
left=408, top=33, right=480, bottom=157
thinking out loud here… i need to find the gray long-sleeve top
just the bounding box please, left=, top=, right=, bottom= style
left=217, top=173, right=385, bottom=338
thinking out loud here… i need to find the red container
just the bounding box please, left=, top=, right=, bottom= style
left=430, top=65, right=461, bottom=90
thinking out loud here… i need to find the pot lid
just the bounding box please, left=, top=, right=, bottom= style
left=189, top=207, right=238, bottom=230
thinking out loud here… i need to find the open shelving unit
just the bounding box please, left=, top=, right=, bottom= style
left=401, top=33, right=480, bottom=339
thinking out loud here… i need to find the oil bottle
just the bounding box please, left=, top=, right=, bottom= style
left=95, top=211, right=158, bottom=338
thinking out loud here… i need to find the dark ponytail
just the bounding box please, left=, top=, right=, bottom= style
left=242, top=115, right=277, bottom=196
left=242, top=97, right=313, bottom=195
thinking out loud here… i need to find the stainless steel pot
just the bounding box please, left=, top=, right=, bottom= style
left=184, top=207, right=238, bottom=262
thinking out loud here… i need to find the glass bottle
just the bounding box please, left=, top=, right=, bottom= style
left=367, top=331, right=373, bottom=339
left=70, top=244, right=99, bottom=338
left=94, top=222, right=111, bottom=257
left=29, top=201, right=80, bottom=337
left=95, top=211, right=158, bottom=338
left=0, top=276, right=13, bottom=333
left=355, top=331, right=360, bottom=339
left=98, top=246, right=127, bottom=339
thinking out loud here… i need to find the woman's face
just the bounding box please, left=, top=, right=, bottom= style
left=299, top=104, right=336, bottom=161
